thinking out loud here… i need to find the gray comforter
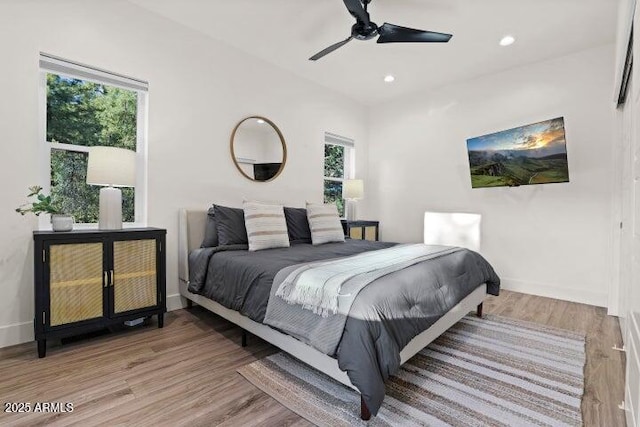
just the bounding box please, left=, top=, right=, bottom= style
left=265, top=245, right=465, bottom=355
left=188, top=240, right=500, bottom=416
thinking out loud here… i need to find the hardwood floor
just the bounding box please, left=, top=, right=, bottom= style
left=0, top=290, right=626, bottom=426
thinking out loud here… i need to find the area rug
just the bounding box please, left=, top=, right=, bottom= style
left=237, top=315, right=585, bottom=427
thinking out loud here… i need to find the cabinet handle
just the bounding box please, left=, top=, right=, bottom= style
left=104, top=271, right=108, bottom=288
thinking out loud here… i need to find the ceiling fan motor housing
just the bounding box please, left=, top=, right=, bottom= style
left=352, top=22, right=378, bottom=40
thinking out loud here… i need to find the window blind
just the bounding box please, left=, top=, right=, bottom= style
left=39, top=53, right=148, bottom=92
left=325, top=132, right=355, bottom=148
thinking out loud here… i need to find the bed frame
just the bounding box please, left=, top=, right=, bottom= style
left=178, top=209, right=486, bottom=420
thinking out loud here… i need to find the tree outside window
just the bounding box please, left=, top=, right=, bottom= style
left=323, top=142, right=352, bottom=217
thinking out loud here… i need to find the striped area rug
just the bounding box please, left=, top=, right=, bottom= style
left=237, top=314, right=585, bottom=427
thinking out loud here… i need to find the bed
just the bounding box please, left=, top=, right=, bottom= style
left=178, top=208, right=500, bottom=420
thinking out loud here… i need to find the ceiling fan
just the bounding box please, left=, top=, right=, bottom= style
left=310, top=0, right=452, bottom=61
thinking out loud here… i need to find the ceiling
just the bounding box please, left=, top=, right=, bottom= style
left=129, top=0, right=618, bottom=105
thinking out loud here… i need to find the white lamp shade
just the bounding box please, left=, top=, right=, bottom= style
left=343, top=179, right=364, bottom=200
left=87, top=146, right=136, bottom=187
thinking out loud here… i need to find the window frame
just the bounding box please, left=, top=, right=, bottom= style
left=38, top=56, right=148, bottom=229
left=323, top=132, right=355, bottom=219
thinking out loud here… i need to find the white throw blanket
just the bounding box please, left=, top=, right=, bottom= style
left=275, top=244, right=459, bottom=316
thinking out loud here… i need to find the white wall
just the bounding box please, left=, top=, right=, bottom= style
left=0, top=0, right=368, bottom=347
left=364, top=45, right=616, bottom=307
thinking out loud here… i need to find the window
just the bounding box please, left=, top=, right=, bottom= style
left=323, top=132, right=354, bottom=218
left=39, top=54, right=148, bottom=225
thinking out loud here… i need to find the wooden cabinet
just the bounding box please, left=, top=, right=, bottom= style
left=341, top=220, right=379, bottom=241
left=33, top=228, right=166, bottom=358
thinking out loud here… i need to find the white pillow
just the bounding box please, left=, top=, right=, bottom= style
left=306, top=202, right=345, bottom=245
left=243, top=201, right=290, bottom=251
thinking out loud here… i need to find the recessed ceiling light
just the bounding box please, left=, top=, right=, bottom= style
left=384, top=75, right=395, bottom=83
left=499, top=35, right=515, bottom=47
left=257, top=119, right=265, bottom=124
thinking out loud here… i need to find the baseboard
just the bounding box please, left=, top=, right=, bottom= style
left=500, top=277, right=608, bottom=308
left=0, top=321, right=34, bottom=348
left=0, top=295, right=187, bottom=350
left=0, top=282, right=606, bottom=349
left=166, top=293, right=186, bottom=312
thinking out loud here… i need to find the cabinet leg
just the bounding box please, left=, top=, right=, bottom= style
left=158, top=313, right=164, bottom=328
left=37, top=339, right=46, bottom=358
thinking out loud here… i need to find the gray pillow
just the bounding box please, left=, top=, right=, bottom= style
left=214, top=204, right=248, bottom=246
left=200, top=207, right=218, bottom=248
left=284, top=207, right=311, bottom=244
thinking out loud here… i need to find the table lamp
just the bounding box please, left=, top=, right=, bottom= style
left=86, top=146, right=136, bottom=230
left=342, top=179, right=364, bottom=221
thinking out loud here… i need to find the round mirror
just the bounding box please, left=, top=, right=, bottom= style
left=230, top=116, right=287, bottom=182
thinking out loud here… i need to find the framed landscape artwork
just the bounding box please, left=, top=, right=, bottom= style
left=466, top=117, right=570, bottom=188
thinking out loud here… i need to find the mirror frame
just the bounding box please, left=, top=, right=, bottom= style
left=230, top=115, right=287, bottom=183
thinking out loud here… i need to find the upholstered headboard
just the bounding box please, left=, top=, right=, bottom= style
left=178, top=209, right=208, bottom=284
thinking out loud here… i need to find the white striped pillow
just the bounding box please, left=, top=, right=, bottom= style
left=243, top=201, right=290, bottom=251
left=306, top=202, right=345, bottom=245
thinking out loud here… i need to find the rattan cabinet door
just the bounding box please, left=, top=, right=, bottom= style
left=364, top=226, right=377, bottom=241
left=112, top=239, right=158, bottom=314
left=349, top=227, right=363, bottom=240
left=49, top=242, right=104, bottom=326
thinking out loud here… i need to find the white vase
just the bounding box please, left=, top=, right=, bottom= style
left=51, top=214, right=74, bottom=232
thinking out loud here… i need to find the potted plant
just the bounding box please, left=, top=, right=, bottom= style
left=16, top=186, right=74, bottom=231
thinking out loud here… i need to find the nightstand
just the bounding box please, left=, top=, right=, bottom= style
left=341, top=220, right=379, bottom=241
left=33, top=228, right=166, bottom=358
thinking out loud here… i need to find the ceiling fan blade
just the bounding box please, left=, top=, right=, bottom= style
left=343, top=0, right=370, bottom=25
left=377, top=23, right=452, bottom=43
left=309, top=36, right=353, bottom=61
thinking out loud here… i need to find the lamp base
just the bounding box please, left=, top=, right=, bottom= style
left=346, top=199, right=357, bottom=221
left=99, top=187, right=123, bottom=230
